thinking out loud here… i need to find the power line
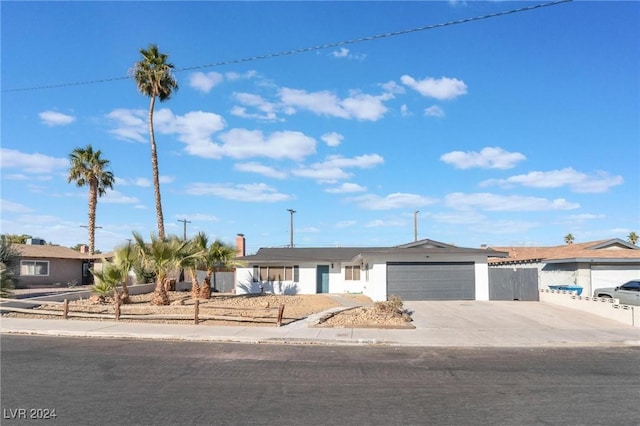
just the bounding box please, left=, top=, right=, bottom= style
left=2, top=0, right=572, bottom=93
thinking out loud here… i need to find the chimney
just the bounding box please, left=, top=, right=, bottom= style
left=80, top=244, right=89, bottom=254
left=235, top=233, right=246, bottom=257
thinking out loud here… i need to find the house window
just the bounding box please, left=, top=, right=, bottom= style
left=345, top=265, right=360, bottom=281
left=255, top=266, right=299, bottom=282
left=20, top=260, right=49, bottom=276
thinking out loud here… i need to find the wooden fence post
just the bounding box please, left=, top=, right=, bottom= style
left=194, top=299, right=199, bottom=325
left=276, top=305, right=285, bottom=327
left=63, top=299, right=69, bottom=320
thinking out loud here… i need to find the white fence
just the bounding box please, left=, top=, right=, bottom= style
left=539, top=289, right=639, bottom=328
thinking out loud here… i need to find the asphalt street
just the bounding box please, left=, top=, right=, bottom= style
left=1, top=335, right=638, bottom=426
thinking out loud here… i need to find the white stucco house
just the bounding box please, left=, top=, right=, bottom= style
left=235, top=238, right=507, bottom=302
left=489, top=239, right=640, bottom=297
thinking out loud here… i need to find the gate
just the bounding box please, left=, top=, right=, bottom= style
left=489, top=268, right=539, bottom=301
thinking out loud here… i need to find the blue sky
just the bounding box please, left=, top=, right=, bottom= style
left=1, top=1, right=638, bottom=254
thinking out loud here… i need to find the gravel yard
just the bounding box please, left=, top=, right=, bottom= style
left=3, top=291, right=413, bottom=328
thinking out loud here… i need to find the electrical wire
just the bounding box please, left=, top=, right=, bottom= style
left=2, top=0, right=572, bottom=93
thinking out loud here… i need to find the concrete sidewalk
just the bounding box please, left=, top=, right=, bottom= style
left=2, top=301, right=639, bottom=347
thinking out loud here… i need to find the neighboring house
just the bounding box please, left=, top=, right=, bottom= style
left=13, top=240, right=110, bottom=287
left=488, top=239, right=640, bottom=297
left=235, top=238, right=507, bottom=302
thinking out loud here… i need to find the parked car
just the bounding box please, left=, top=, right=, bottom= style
left=593, top=280, right=640, bottom=305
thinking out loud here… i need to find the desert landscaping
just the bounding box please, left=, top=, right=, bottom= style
left=3, top=291, right=414, bottom=328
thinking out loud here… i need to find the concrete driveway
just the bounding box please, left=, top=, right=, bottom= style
left=400, top=300, right=640, bottom=347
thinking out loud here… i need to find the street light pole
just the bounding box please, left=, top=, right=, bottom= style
left=414, top=210, right=419, bottom=242
left=287, top=209, right=296, bottom=248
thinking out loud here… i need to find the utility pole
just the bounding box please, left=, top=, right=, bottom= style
left=414, top=210, right=419, bottom=242
left=287, top=209, right=296, bottom=248
left=177, top=219, right=191, bottom=240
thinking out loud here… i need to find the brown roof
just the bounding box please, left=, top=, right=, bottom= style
left=489, top=239, right=640, bottom=264
left=14, top=244, right=109, bottom=260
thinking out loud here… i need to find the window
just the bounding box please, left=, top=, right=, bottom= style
left=254, top=266, right=299, bottom=282
left=20, top=260, right=49, bottom=276
left=345, top=265, right=360, bottom=281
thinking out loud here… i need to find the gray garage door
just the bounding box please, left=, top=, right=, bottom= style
left=387, top=262, right=475, bottom=301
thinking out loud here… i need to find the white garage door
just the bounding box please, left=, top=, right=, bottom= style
left=591, top=265, right=640, bottom=293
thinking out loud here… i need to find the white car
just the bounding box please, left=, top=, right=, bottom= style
left=593, top=280, right=640, bottom=306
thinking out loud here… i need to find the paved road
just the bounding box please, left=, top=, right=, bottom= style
left=2, top=335, right=638, bottom=425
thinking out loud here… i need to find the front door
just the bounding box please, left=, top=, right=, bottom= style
left=316, top=265, right=330, bottom=293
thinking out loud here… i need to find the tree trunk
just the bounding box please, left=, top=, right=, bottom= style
left=190, top=270, right=200, bottom=299
left=148, top=96, right=165, bottom=240
left=150, top=277, right=169, bottom=306
left=120, top=278, right=130, bottom=304
left=200, top=272, right=212, bottom=299
left=88, top=180, right=98, bottom=255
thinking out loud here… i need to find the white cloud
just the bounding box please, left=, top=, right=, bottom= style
left=425, top=105, right=445, bottom=117
left=401, top=75, right=467, bottom=100
left=185, top=182, right=291, bottom=203
left=108, top=108, right=227, bottom=157
left=400, top=104, right=410, bottom=116
left=444, top=192, right=580, bottom=212
left=332, top=47, right=349, bottom=58
left=217, top=129, right=316, bottom=161
left=479, top=168, right=624, bottom=193
left=231, top=92, right=279, bottom=121
left=116, top=177, right=150, bottom=187
left=107, top=109, right=148, bottom=142
left=330, top=47, right=366, bottom=61
left=225, top=70, right=258, bottom=81
left=0, top=199, right=34, bottom=213
left=292, top=154, right=384, bottom=183
left=441, top=147, right=526, bottom=170
left=325, top=183, right=367, bottom=194
left=102, top=190, right=140, bottom=204
left=349, top=193, right=437, bottom=210
left=38, top=110, right=76, bottom=126
left=321, top=132, right=343, bottom=147
left=234, top=162, right=287, bottom=179
left=0, top=148, right=68, bottom=173
left=365, top=217, right=408, bottom=228
left=279, top=87, right=389, bottom=121
left=380, top=81, right=406, bottom=95
left=188, top=71, right=224, bottom=93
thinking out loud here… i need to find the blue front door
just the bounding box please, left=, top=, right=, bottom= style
left=316, top=265, right=329, bottom=293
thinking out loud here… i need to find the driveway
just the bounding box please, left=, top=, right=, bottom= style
left=397, top=301, right=640, bottom=347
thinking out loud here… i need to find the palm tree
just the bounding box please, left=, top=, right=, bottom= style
left=132, top=232, right=188, bottom=306
left=90, top=262, right=125, bottom=304
left=132, top=44, right=178, bottom=240
left=200, top=238, right=244, bottom=299
left=185, top=232, right=208, bottom=299
left=67, top=145, right=114, bottom=255
left=564, top=233, right=575, bottom=245
left=628, top=231, right=639, bottom=245
left=110, top=242, right=139, bottom=304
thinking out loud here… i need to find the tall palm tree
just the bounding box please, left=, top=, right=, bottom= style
left=628, top=231, right=639, bottom=245
left=564, top=233, right=575, bottom=245
left=67, top=145, right=114, bottom=255
left=132, top=232, right=189, bottom=306
left=132, top=44, right=178, bottom=240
